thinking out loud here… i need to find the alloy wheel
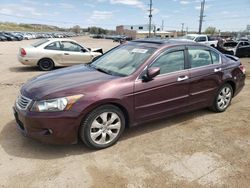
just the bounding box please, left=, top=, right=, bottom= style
left=90, top=112, right=121, bottom=145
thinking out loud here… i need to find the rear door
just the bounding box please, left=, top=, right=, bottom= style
left=61, top=41, right=92, bottom=65
left=134, top=47, right=190, bottom=122
left=187, top=45, right=223, bottom=107
left=236, top=42, right=250, bottom=57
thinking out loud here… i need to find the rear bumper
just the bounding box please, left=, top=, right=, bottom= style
left=234, top=74, right=245, bottom=97
left=13, top=106, right=82, bottom=145
left=18, top=55, right=38, bottom=66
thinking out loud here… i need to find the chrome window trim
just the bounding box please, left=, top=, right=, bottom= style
left=135, top=46, right=222, bottom=81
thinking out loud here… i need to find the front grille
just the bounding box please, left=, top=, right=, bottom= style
left=16, top=95, right=32, bottom=110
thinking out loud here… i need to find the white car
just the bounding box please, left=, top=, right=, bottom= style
left=181, top=34, right=218, bottom=47
left=18, top=39, right=103, bottom=71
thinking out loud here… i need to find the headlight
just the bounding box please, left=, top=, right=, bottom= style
left=31, top=94, right=83, bottom=112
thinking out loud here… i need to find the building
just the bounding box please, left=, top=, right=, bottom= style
left=116, top=24, right=177, bottom=39
left=247, top=25, right=250, bottom=31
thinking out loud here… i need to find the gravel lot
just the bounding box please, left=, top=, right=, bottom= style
left=0, top=36, right=249, bottom=188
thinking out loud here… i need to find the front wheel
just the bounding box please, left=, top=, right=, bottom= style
left=79, top=105, right=125, bottom=149
left=211, top=84, right=233, bottom=112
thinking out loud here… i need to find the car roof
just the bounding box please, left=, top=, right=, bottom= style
left=131, top=38, right=197, bottom=47
left=46, top=38, right=76, bottom=42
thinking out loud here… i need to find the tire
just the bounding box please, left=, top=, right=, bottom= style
left=79, top=105, right=125, bottom=149
left=211, top=84, right=233, bottom=112
left=38, top=58, right=54, bottom=71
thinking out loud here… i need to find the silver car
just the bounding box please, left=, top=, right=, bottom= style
left=18, top=38, right=103, bottom=71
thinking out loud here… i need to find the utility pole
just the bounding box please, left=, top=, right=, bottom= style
left=186, top=26, right=188, bottom=35
left=181, top=23, right=184, bottom=36
left=198, top=0, right=205, bottom=34
left=148, top=0, right=153, bottom=38
left=161, top=20, right=164, bottom=31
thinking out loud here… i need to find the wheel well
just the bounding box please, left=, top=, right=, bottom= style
left=226, top=80, right=236, bottom=96
left=109, top=103, right=130, bottom=129
left=37, top=58, right=54, bottom=66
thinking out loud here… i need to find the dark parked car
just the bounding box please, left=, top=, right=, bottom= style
left=0, top=34, right=7, bottom=41
left=0, top=32, right=16, bottom=41
left=13, top=39, right=246, bottom=149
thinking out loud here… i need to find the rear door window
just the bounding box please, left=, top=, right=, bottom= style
left=188, top=48, right=212, bottom=68
left=45, top=42, right=61, bottom=50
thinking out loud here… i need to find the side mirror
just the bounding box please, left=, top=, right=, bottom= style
left=81, top=48, right=87, bottom=53
left=142, top=67, right=160, bottom=81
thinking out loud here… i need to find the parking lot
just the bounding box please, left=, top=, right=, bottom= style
left=0, top=36, right=249, bottom=187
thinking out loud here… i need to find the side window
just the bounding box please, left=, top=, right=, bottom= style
left=151, top=51, right=185, bottom=75
left=195, top=36, right=206, bottom=42
left=61, top=42, right=82, bottom=52
left=210, top=50, right=220, bottom=64
left=45, top=42, right=61, bottom=50
left=189, top=49, right=212, bottom=68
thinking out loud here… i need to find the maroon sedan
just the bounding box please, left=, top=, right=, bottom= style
left=13, top=39, right=246, bottom=149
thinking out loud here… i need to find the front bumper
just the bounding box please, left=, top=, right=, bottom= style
left=13, top=106, right=82, bottom=145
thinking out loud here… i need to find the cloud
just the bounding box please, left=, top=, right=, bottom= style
left=180, top=1, right=190, bottom=5
left=0, top=4, right=48, bottom=17
left=89, top=10, right=113, bottom=21
left=110, top=0, right=145, bottom=9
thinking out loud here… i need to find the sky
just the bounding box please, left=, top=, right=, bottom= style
left=0, top=0, right=249, bottom=32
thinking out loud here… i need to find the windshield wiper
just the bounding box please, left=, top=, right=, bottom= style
left=95, top=67, right=112, bottom=75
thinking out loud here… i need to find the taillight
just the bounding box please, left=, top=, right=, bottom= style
left=239, top=64, right=246, bottom=74
left=20, top=48, right=26, bottom=57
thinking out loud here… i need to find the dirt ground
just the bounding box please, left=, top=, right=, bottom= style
left=0, top=36, right=249, bottom=188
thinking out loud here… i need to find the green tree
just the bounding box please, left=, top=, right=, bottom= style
left=204, top=27, right=217, bottom=35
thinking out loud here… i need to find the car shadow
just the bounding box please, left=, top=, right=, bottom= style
left=0, top=120, right=93, bottom=160
left=0, top=109, right=213, bottom=160
left=9, top=66, right=63, bottom=73
left=121, top=109, right=213, bottom=140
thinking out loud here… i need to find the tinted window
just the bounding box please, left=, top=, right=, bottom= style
left=195, top=36, right=206, bottom=42
left=45, top=42, right=61, bottom=50
left=151, top=51, right=185, bottom=74
left=61, top=42, right=82, bottom=52
left=210, top=50, right=220, bottom=64
left=189, top=49, right=212, bottom=68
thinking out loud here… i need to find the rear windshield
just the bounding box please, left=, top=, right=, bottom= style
left=31, top=39, right=49, bottom=47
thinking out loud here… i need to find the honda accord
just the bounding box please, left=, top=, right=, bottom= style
left=13, top=39, right=246, bottom=149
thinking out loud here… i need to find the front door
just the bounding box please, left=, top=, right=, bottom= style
left=134, top=48, right=190, bottom=123
left=61, top=41, right=92, bottom=65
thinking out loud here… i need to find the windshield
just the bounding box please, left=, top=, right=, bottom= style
left=91, top=44, right=156, bottom=76
left=31, top=39, right=49, bottom=47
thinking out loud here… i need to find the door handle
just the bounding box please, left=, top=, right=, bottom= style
left=214, top=68, right=221, bottom=72
left=177, top=76, right=189, bottom=82
left=64, top=53, right=69, bottom=55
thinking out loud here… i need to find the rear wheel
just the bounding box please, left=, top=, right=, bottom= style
left=38, top=58, right=54, bottom=71
left=211, top=84, right=233, bottom=112
left=79, top=105, right=125, bottom=149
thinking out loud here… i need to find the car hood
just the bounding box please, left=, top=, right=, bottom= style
left=21, top=65, right=115, bottom=100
